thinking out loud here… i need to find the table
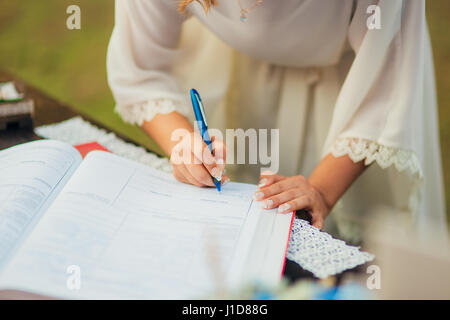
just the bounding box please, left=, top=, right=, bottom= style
left=0, top=71, right=360, bottom=299
left=0, top=71, right=140, bottom=151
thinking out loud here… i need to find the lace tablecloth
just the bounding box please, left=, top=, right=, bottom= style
left=35, top=117, right=374, bottom=279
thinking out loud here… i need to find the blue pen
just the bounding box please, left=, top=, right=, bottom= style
left=190, top=88, right=222, bottom=192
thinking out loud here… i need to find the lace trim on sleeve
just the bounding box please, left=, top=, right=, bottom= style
left=331, top=137, right=423, bottom=177
left=330, top=137, right=423, bottom=212
left=115, top=98, right=189, bottom=126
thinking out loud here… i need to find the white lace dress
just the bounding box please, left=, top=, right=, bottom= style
left=107, top=0, right=447, bottom=242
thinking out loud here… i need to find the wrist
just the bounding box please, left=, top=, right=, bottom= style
left=307, top=154, right=367, bottom=216
left=141, top=111, right=194, bottom=156
left=308, top=178, right=334, bottom=216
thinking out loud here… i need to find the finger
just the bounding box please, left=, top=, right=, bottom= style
left=191, top=133, right=223, bottom=181
left=258, top=172, right=285, bottom=188
left=211, top=138, right=226, bottom=172
left=278, top=195, right=313, bottom=214
left=186, top=163, right=216, bottom=187
left=211, top=136, right=227, bottom=161
left=176, top=164, right=206, bottom=187
left=261, top=189, right=300, bottom=210
left=221, top=175, right=230, bottom=186
left=170, top=142, right=186, bottom=166
left=191, top=132, right=213, bottom=164
left=255, top=176, right=308, bottom=200
left=311, top=213, right=324, bottom=229
left=173, top=166, right=190, bottom=184
left=173, top=165, right=200, bottom=186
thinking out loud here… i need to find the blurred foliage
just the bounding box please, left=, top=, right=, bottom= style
left=427, top=0, right=450, bottom=223
left=0, top=0, right=162, bottom=154
left=0, top=0, right=448, bottom=220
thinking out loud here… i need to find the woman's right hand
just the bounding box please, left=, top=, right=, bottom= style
left=170, top=131, right=228, bottom=187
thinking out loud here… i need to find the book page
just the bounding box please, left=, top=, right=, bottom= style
left=0, top=140, right=82, bottom=269
left=0, top=151, right=272, bottom=299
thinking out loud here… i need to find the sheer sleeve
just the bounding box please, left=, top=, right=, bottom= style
left=325, top=0, right=429, bottom=178
left=107, top=0, right=190, bottom=126
left=322, top=0, right=446, bottom=219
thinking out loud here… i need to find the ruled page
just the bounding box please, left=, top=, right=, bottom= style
left=0, top=151, right=265, bottom=299
left=0, top=140, right=82, bottom=268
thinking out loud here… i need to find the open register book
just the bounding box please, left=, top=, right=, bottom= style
left=0, top=140, right=294, bottom=299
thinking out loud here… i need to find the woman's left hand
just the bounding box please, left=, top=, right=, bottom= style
left=253, top=171, right=331, bottom=229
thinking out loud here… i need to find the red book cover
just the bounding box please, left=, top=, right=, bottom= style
left=74, top=141, right=110, bottom=158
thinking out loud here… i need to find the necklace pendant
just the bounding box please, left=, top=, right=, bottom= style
left=240, top=9, right=247, bottom=22
left=238, top=0, right=263, bottom=23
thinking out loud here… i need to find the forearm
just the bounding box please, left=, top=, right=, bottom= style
left=308, top=154, right=367, bottom=212
left=141, top=112, right=194, bottom=156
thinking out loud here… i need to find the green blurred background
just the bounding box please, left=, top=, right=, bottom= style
left=0, top=0, right=449, bottom=221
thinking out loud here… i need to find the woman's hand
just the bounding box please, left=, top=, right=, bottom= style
left=253, top=171, right=331, bottom=229
left=141, top=111, right=228, bottom=188
left=170, top=131, right=228, bottom=187
left=252, top=155, right=367, bottom=229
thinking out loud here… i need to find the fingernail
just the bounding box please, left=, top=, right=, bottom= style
left=253, top=192, right=264, bottom=201
left=258, top=178, right=267, bottom=187
left=261, top=170, right=274, bottom=176
left=216, top=158, right=224, bottom=165
left=222, top=177, right=230, bottom=186
left=278, top=203, right=291, bottom=213
left=211, top=167, right=221, bottom=180
left=263, top=199, right=273, bottom=209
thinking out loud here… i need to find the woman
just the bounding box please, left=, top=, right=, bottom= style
left=107, top=0, right=447, bottom=242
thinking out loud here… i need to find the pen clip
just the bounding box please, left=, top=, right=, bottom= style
left=192, top=89, right=208, bottom=127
